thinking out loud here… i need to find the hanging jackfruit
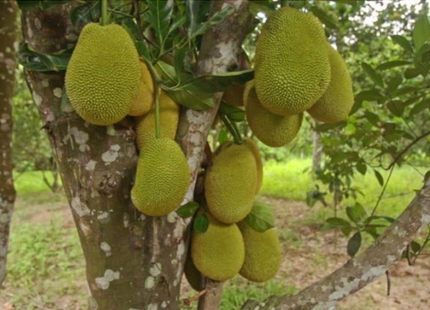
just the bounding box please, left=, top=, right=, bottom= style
left=307, top=44, right=354, bottom=123
left=205, top=142, right=257, bottom=224
left=254, top=7, right=330, bottom=116
left=242, top=138, right=263, bottom=194
left=238, top=221, right=282, bottom=282
left=244, top=81, right=303, bottom=147
left=129, top=60, right=154, bottom=117
left=131, top=138, right=190, bottom=216
left=191, top=214, right=245, bottom=281
left=135, top=90, right=179, bottom=150
left=65, top=23, right=140, bottom=125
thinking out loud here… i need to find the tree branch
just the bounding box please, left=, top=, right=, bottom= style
left=242, top=178, right=430, bottom=310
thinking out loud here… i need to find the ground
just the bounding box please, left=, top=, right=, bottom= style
left=0, top=193, right=429, bottom=309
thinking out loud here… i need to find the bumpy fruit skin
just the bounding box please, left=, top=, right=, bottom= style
left=307, top=45, right=354, bottom=123
left=65, top=23, right=140, bottom=125
left=191, top=215, right=245, bottom=281
left=238, top=222, right=281, bottom=282
left=135, top=90, right=179, bottom=150
left=205, top=143, right=257, bottom=224
left=242, top=138, right=263, bottom=194
left=244, top=81, right=303, bottom=147
left=129, top=60, right=154, bottom=117
left=254, top=7, right=330, bottom=116
left=131, top=138, right=190, bottom=216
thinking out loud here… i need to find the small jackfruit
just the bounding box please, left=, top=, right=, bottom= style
left=254, top=7, right=330, bottom=116
left=242, top=138, right=263, bottom=194
left=205, top=142, right=257, bottom=224
left=222, top=83, right=245, bottom=107
left=191, top=214, right=245, bottom=281
left=131, top=138, right=190, bottom=216
left=238, top=221, right=282, bottom=282
left=184, top=254, right=202, bottom=291
left=129, top=60, right=154, bottom=117
left=307, top=45, right=354, bottom=123
left=244, top=81, right=303, bottom=147
left=65, top=23, right=140, bottom=125
left=135, top=90, right=179, bottom=150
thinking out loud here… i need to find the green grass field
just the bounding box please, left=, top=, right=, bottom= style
left=2, top=158, right=428, bottom=309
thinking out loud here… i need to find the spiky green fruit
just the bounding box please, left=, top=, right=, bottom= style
left=129, top=60, right=154, bottom=117
left=242, top=138, right=263, bottom=194
left=131, top=138, right=190, bottom=216
left=244, top=81, right=303, bottom=147
left=65, top=23, right=140, bottom=125
left=238, top=221, right=281, bottom=282
left=307, top=45, right=354, bottom=123
left=254, top=7, right=330, bottom=116
left=191, top=214, right=245, bottom=281
left=205, top=143, right=257, bottom=224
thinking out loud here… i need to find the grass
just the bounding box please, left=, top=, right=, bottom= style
left=13, top=170, right=59, bottom=195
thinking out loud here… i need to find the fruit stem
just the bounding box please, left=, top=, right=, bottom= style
left=101, top=0, right=108, bottom=26
left=220, top=114, right=242, bottom=144
left=155, top=86, right=161, bottom=139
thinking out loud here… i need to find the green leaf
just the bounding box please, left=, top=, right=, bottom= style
left=361, top=62, right=384, bottom=87
left=392, top=86, right=421, bottom=97
left=387, top=100, right=404, bottom=117
left=346, top=203, right=366, bottom=224
left=244, top=202, right=275, bottom=233
left=404, top=67, right=421, bottom=79
left=347, top=231, right=362, bottom=257
left=71, top=1, right=101, bottom=28
left=189, top=5, right=235, bottom=39
left=135, top=41, right=152, bottom=63
left=176, top=202, right=200, bottom=218
left=410, top=241, right=421, bottom=253
left=374, top=169, right=384, bottom=186
left=145, top=0, right=173, bottom=50
left=387, top=75, right=403, bottom=92
left=377, top=60, right=411, bottom=71
left=218, top=128, right=228, bottom=145
left=355, top=90, right=385, bottom=102
left=164, top=86, right=214, bottom=110
left=17, top=45, right=71, bottom=72
left=193, top=213, right=209, bottom=233
left=186, top=0, right=211, bottom=37
left=310, top=6, right=339, bottom=29
left=355, top=160, right=367, bottom=175
left=173, top=39, right=187, bottom=80
left=413, top=13, right=430, bottom=51
left=219, top=102, right=245, bottom=122
left=391, top=35, right=413, bottom=53
left=326, top=217, right=351, bottom=228
left=410, top=97, right=430, bottom=115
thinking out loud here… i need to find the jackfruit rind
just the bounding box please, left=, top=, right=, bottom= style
left=307, top=45, right=354, bottom=123
left=129, top=60, right=154, bottom=117
left=205, top=143, right=258, bottom=224
left=184, top=254, right=202, bottom=291
left=191, top=215, right=245, bottom=281
left=238, top=221, right=281, bottom=282
left=242, top=138, right=263, bottom=194
left=65, top=23, right=140, bottom=125
left=131, top=138, right=190, bottom=216
left=135, top=90, right=179, bottom=150
left=245, top=82, right=303, bottom=147
left=254, top=7, right=330, bottom=116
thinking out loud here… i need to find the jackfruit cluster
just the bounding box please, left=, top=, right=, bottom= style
left=65, top=23, right=142, bottom=126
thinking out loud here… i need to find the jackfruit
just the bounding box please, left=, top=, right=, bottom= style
left=242, top=138, right=263, bottom=194
left=129, top=60, right=154, bottom=117
left=205, top=143, right=257, bottom=224
left=244, top=81, right=303, bottom=147
left=184, top=253, right=202, bottom=291
left=238, top=221, right=281, bottom=282
left=254, top=7, right=330, bottom=116
left=65, top=23, right=140, bottom=125
left=131, top=138, right=190, bottom=216
left=307, top=45, right=354, bottom=123
left=222, top=83, right=245, bottom=107
left=191, top=214, right=245, bottom=281
left=135, top=90, right=179, bottom=150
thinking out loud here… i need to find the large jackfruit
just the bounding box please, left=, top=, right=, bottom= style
left=307, top=45, right=354, bottom=123
left=191, top=214, right=245, bottom=281
left=242, top=138, right=263, bottom=194
left=129, top=60, right=154, bottom=117
left=65, top=23, right=140, bottom=125
left=135, top=90, right=179, bottom=150
left=238, top=221, right=282, bottom=282
left=244, top=81, right=303, bottom=147
left=205, top=142, right=257, bottom=224
left=131, top=138, right=190, bottom=216
left=254, top=7, right=330, bottom=116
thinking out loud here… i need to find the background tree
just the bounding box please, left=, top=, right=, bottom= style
left=0, top=0, right=18, bottom=286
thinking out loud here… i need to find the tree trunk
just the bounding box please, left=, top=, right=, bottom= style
left=0, top=0, right=18, bottom=286
left=21, top=1, right=254, bottom=309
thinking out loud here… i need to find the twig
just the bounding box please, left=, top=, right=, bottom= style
left=385, top=270, right=391, bottom=296
left=182, top=289, right=207, bottom=306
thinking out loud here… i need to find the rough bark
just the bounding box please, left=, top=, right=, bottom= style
left=0, top=0, right=18, bottom=286
left=242, top=178, right=430, bottom=310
